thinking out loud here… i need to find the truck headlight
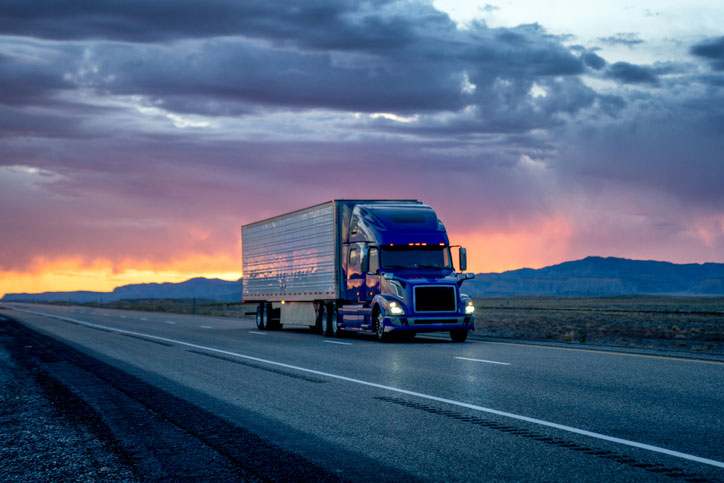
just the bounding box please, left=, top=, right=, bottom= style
left=389, top=301, right=404, bottom=315
left=464, top=301, right=475, bottom=314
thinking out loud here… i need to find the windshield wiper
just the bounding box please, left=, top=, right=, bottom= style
left=416, top=264, right=443, bottom=269
left=383, top=265, right=409, bottom=269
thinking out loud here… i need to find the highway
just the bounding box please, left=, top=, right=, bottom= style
left=2, top=303, right=723, bottom=482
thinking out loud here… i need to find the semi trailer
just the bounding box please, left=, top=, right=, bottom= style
left=241, top=200, right=475, bottom=342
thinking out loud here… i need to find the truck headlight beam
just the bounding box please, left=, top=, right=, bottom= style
left=389, top=301, right=404, bottom=315
left=465, top=301, right=475, bottom=314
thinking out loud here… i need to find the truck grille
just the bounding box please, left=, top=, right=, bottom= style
left=414, top=286, right=456, bottom=312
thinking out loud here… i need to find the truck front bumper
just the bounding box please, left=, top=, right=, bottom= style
left=383, top=315, right=474, bottom=333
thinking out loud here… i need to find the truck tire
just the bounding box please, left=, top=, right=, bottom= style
left=450, top=329, right=468, bottom=342
left=256, top=304, right=266, bottom=330
left=328, top=304, right=342, bottom=338
left=320, top=304, right=333, bottom=337
left=374, top=308, right=388, bottom=342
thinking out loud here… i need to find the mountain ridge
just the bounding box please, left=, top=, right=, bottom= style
left=3, top=256, right=724, bottom=302
left=2, top=277, right=243, bottom=303
left=464, top=256, right=724, bottom=297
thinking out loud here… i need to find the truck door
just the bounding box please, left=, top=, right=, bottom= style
left=344, top=243, right=364, bottom=328
left=361, top=246, right=380, bottom=329
left=346, top=244, right=364, bottom=301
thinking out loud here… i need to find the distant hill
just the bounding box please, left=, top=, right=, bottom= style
left=3, top=257, right=724, bottom=303
left=462, top=256, right=724, bottom=297
left=2, top=277, right=242, bottom=303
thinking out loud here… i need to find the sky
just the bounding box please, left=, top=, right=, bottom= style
left=1, top=0, right=724, bottom=297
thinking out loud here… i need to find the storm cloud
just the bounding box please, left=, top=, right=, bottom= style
left=691, top=36, right=724, bottom=71
left=606, top=62, right=659, bottom=85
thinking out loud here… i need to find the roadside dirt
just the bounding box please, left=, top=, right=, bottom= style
left=0, top=316, right=137, bottom=482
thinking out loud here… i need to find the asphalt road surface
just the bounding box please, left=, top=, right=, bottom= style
left=2, top=303, right=723, bottom=482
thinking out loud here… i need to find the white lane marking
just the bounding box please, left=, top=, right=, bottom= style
left=323, top=340, right=352, bottom=346
left=165, top=321, right=176, bottom=325
left=140, top=318, right=147, bottom=321
left=200, top=325, right=213, bottom=329
left=455, top=356, right=510, bottom=366
left=13, top=308, right=724, bottom=470
left=249, top=331, right=267, bottom=335
left=120, top=315, right=126, bottom=319
left=103, top=314, right=110, bottom=317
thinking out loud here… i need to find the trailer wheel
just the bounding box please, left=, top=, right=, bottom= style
left=320, top=304, right=333, bottom=337
left=328, top=304, right=341, bottom=338
left=256, top=304, right=266, bottom=330
left=450, top=329, right=468, bottom=342
left=374, top=307, right=388, bottom=342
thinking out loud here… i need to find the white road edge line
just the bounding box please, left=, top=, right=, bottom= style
left=455, top=356, right=510, bottom=366
left=140, top=318, right=147, bottom=321
left=249, top=331, right=267, bottom=335
left=13, top=307, right=724, bottom=470
left=200, top=325, right=213, bottom=329
left=165, top=321, right=176, bottom=325
left=323, top=340, right=352, bottom=346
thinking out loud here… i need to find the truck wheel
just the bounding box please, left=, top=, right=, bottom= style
left=450, top=330, right=468, bottom=342
left=262, top=303, right=273, bottom=330
left=320, top=304, right=333, bottom=337
left=328, top=304, right=342, bottom=338
left=374, top=308, right=388, bottom=342
left=256, top=304, right=266, bottom=330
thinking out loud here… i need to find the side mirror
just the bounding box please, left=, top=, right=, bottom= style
left=459, top=247, right=467, bottom=272
left=361, top=246, right=369, bottom=274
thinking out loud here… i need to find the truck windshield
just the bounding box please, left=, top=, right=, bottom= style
left=380, top=246, right=452, bottom=269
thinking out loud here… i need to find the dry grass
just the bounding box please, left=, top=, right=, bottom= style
left=91, top=299, right=257, bottom=318
left=473, top=296, right=724, bottom=353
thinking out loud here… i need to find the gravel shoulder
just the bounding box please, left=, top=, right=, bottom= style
left=0, top=316, right=137, bottom=482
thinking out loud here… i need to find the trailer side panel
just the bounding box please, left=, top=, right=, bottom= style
left=242, top=202, right=338, bottom=301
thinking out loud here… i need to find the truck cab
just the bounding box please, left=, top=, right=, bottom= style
left=336, top=203, right=475, bottom=342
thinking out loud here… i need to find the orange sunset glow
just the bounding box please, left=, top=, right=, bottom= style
left=1, top=215, right=579, bottom=298
left=0, top=255, right=241, bottom=298
left=3, top=211, right=724, bottom=299
left=454, top=216, right=574, bottom=274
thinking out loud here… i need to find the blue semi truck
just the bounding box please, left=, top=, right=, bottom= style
left=241, top=200, right=475, bottom=342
